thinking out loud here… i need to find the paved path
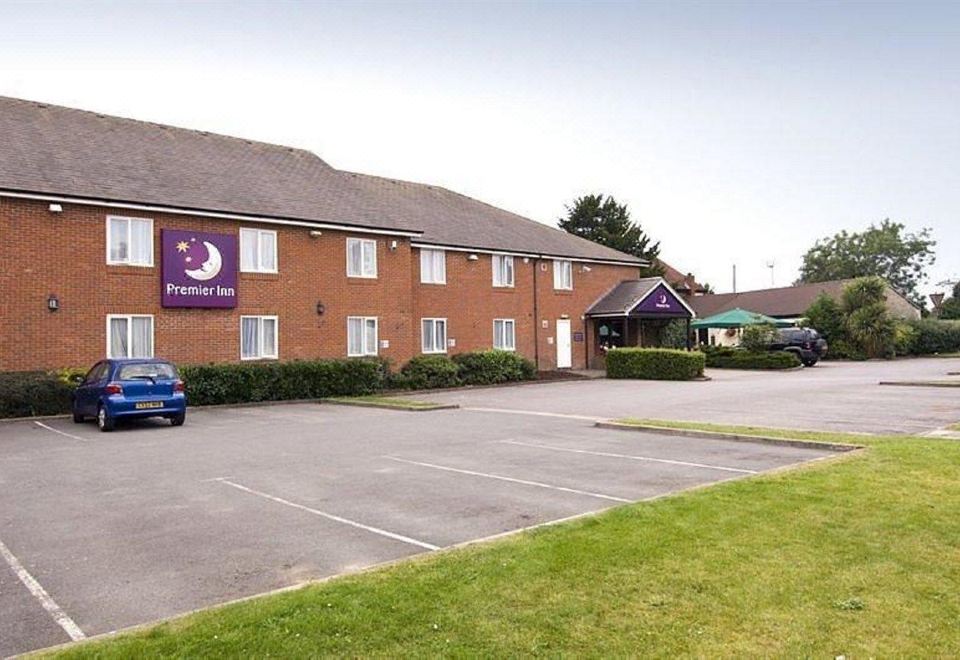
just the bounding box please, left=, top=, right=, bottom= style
left=414, top=358, right=960, bottom=435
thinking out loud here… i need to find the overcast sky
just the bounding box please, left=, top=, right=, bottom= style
left=2, top=0, right=957, bottom=295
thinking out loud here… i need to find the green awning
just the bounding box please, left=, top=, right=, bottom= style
left=690, top=307, right=793, bottom=330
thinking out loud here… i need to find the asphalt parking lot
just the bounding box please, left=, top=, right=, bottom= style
left=416, top=357, right=960, bottom=435
left=0, top=402, right=836, bottom=656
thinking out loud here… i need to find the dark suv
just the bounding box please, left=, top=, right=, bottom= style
left=769, top=327, right=828, bottom=367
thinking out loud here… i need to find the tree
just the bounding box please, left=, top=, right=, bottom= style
left=797, top=219, right=935, bottom=306
left=804, top=276, right=896, bottom=359
left=559, top=194, right=662, bottom=277
left=939, top=282, right=960, bottom=320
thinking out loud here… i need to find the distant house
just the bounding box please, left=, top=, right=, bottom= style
left=657, top=260, right=709, bottom=297
left=688, top=278, right=921, bottom=345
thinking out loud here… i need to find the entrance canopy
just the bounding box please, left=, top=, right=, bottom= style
left=690, top=307, right=792, bottom=329
left=585, top=277, right=694, bottom=319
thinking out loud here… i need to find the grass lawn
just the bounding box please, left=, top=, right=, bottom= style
left=322, top=395, right=453, bottom=410
left=47, top=422, right=960, bottom=657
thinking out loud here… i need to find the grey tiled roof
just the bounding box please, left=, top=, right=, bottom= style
left=0, top=96, right=409, bottom=232
left=343, top=172, right=644, bottom=263
left=0, top=96, right=643, bottom=263
left=586, top=278, right=663, bottom=315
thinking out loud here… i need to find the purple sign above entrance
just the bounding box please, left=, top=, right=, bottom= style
left=161, top=229, right=238, bottom=308
left=632, top=283, right=689, bottom=316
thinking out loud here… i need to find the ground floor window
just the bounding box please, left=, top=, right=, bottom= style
left=107, top=315, right=154, bottom=358
left=348, top=316, right=378, bottom=356
left=493, top=318, right=516, bottom=351
left=241, top=316, right=278, bottom=360
left=421, top=318, right=447, bottom=353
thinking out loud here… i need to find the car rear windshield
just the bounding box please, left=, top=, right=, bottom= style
left=118, top=363, right=179, bottom=380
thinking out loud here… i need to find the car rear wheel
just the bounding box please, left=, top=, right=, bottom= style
left=170, top=412, right=186, bottom=427
left=802, top=358, right=819, bottom=367
left=97, top=405, right=115, bottom=432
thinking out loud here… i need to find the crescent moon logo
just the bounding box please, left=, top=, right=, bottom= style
left=184, top=241, right=223, bottom=281
left=658, top=294, right=668, bottom=304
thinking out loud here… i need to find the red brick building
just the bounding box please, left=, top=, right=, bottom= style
left=0, top=97, right=690, bottom=372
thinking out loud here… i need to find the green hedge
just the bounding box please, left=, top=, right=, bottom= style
left=903, top=319, right=960, bottom=355
left=606, top=348, right=705, bottom=380
left=0, top=371, right=75, bottom=418
left=704, top=348, right=800, bottom=370
left=391, top=355, right=462, bottom=390
left=452, top=350, right=537, bottom=385
left=180, top=358, right=386, bottom=406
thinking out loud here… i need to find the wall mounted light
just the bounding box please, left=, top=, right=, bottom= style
left=48, top=203, right=63, bottom=213
left=316, top=301, right=325, bottom=315
left=389, top=240, right=398, bottom=251
left=309, top=230, right=323, bottom=238
left=582, top=265, right=592, bottom=273
left=523, top=257, right=530, bottom=264
left=47, top=294, right=60, bottom=311
left=467, top=253, right=479, bottom=261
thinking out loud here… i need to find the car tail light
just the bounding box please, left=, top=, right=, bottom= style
left=105, top=382, right=123, bottom=395
left=174, top=380, right=185, bottom=393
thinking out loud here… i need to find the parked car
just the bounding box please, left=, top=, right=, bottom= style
left=768, top=327, right=828, bottom=367
left=72, top=358, right=186, bottom=431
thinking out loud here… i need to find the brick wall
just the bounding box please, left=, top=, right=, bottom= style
left=0, top=197, right=637, bottom=372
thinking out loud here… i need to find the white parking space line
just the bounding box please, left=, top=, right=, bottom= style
left=384, top=456, right=631, bottom=503
left=498, top=440, right=759, bottom=475
left=461, top=407, right=603, bottom=422
left=33, top=421, right=87, bottom=442
left=0, top=538, right=85, bottom=642
left=214, top=478, right=440, bottom=551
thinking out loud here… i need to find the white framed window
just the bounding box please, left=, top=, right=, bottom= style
left=347, top=238, right=377, bottom=278
left=420, top=248, right=446, bottom=284
left=240, top=228, right=278, bottom=273
left=240, top=316, right=278, bottom=360
left=106, top=216, right=153, bottom=266
left=106, top=315, right=154, bottom=358
left=553, top=259, right=573, bottom=290
left=492, top=254, right=514, bottom=288
left=347, top=316, right=378, bottom=356
left=421, top=318, right=448, bottom=354
left=493, top=318, right=516, bottom=351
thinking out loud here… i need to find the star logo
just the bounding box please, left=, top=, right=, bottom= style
left=175, top=241, right=190, bottom=254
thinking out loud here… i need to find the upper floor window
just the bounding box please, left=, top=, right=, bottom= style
left=240, top=228, right=277, bottom=273
left=347, top=316, right=378, bottom=356
left=347, top=238, right=377, bottom=278
left=553, top=260, right=573, bottom=290
left=240, top=316, right=278, bottom=360
left=107, top=314, right=154, bottom=358
left=420, top=249, right=446, bottom=284
left=107, top=216, right=153, bottom=266
left=492, top=254, right=514, bottom=288
left=421, top=318, right=448, bottom=354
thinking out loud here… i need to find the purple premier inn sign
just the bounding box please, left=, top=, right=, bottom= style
left=633, top=283, right=689, bottom=316
left=161, top=229, right=237, bottom=308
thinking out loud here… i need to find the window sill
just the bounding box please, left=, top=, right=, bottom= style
left=240, top=272, right=280, bottom=281
left=240, top=356, right=278, bottom=361
left=492, top=286, right=516, bottom=292
left=347, top=353, right=379, bottom=358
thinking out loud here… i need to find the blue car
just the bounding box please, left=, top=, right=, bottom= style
left=72, top=358, right=187, bottom=432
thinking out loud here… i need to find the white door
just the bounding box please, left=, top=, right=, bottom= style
left=556, top=319, right=572, bottom=369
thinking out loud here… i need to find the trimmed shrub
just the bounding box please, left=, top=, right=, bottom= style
left=452, top=350, right=537, bottom=385
left=705, top=349, right=800, bottom=370
left=606, top=348, right=705, bottom=380
left=393, top=355, right=461, bottom=390
left=180, top=358, right=386, bottom=406
left=740, top=323, right=779, bottom=352
left=0, top=371, right=74, bottom=418
left=904, top=319, right=960, bottom=355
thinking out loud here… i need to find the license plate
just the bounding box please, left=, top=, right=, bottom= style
left=135, top=401, right=164, bottom=410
